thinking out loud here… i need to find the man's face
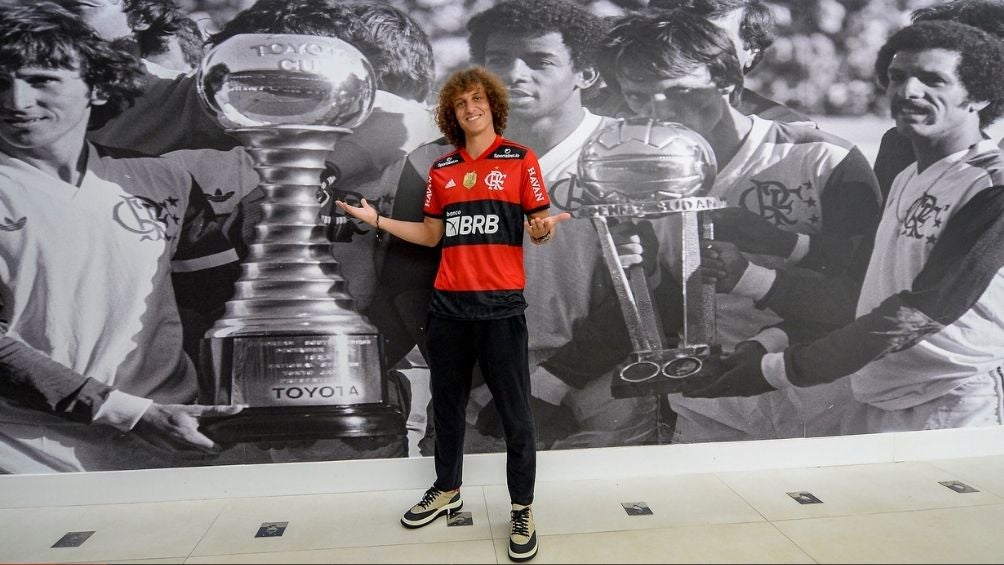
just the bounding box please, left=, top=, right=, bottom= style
left=710, top=9, right=755, bottom=74
left=885, top=48, right=981, bottom=142
left=0, top=64, right=99, bottom=151
left=452, top=84, right=494, bottom=140
left=482, top=31, right=593, bottom=122
left=617, top=64, right=726, bottom=137
left=59, top=0, right=134, bottom=41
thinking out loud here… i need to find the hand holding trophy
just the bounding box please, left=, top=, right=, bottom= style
left=576, top=117, right=725, bottom=397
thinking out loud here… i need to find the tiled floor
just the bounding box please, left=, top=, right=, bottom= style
left=3, top=453, right=1004, bottom=563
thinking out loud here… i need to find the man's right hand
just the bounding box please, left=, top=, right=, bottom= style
left=700, top=240, right=749, bottom=293
left=132, top=403, right=244, bottom=454
left=609, top=220, right=659, bottom=274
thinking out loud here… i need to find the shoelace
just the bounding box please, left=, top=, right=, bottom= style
left=418, top=487, right=443, bottom=509
left=511, top=507, right=531, bottom=537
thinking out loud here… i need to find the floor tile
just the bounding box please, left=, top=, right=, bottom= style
left=775, top=503, right=1004, bottom=563
left=0, top=499, right=225, bottom=563
left=190, top=487, right=491, bottom=557
left=716, top=460, right=1003, bottom=521
left=926, top=454, right=1004, bottom=498
left=488, top=522, right=812, bottom=564
left=186, top=539, right=498, bottom=564
left=483, top=473, right=765, bottom=539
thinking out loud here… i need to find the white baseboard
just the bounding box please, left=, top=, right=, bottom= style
left=2, top=426, right=1002, bottom=509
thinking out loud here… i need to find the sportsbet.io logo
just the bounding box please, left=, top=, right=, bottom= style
left=445, top=210, right=500, bottom=237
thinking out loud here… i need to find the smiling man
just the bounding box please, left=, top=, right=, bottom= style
left=338, top=67, right=571, bottom=562
left=0, top=2, right=241, bottom=473
left=372, top=0, right=632, bottom=454
left=687, top=20, right=1004, bottom=434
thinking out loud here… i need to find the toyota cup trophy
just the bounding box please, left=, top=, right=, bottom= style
left=194, top=34, right=406, bottom=450
left=576, top=118, right=725, bottom=398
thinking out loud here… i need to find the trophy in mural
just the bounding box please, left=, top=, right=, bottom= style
left=195, top=34, right=405, bottom=444
left=577, top=117, right=725, bottom=397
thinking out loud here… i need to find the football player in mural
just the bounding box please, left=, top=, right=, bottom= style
left=647, top=0, right=813, bottom=125
left=592, top=9, right=882, bottom=443
left=0, top=2, right=242, bottom=473
left=871, top=0, right=1004, bottom=201
left=337, top=66, right=571, bottom=563
left=688, top=20, right=1004, bottom=434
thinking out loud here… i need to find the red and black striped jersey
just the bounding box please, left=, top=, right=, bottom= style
left=423, top=135, right=549, bottom=320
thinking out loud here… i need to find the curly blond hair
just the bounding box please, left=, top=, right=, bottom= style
left=435, top=67, right=508, bottom=148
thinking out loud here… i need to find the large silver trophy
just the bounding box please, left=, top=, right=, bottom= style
left=577, top=118, right=725, bottom=397
left=195, top=34, right=405, bottom=444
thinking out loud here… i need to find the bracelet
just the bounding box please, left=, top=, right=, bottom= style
left=375, top=214, right=380, bottom=231
left=531, top=230, right=552, bottom=244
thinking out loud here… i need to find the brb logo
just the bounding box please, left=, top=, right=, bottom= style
left=445, top=211, right=500, bottom=237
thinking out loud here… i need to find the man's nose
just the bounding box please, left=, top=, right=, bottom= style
left=3, top=80, right=36, bottom=110
left=498, top=58, right=531, bottom=84
left=897, top=76, right=925, bottom=99
left=646, top=93, right=678, bottom=121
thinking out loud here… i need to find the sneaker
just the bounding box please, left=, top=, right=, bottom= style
left=508, top=504, right=538, bottom=561
left=400, top=486, right=462, bottom=528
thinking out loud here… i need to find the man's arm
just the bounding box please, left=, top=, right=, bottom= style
left=703, top=146, right=882, bottom=329
left=0, top=335, right=240, bottom=451
left=337, top=198, right=445, bottom=247
left=687, top=185, right=1004, bottom=397
left=0, top=336, right=112, bottom=423
left=779, top=186, right=1004, bottom=388
left=172, top=180, right=241, bottom=316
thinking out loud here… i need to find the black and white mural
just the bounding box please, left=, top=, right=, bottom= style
left=2, top=0, right=1003, bottom=474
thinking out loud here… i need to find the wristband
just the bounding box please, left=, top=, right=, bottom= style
left=531, top=230, right=552, bottom=244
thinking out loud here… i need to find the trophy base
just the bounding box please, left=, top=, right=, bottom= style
left=199, top=404, right=407, bottom=444
left=610, top=346, right=723, bottom=398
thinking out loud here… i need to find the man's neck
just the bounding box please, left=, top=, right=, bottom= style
left=464, top=130, right=498, bottom=159
left=1, top=138, right=89, bottom=185
left=508, top=105, right=586, bottom=157
left=911, top=126, right=984, bottom=173
left=705, top=106, right=753, bottom=170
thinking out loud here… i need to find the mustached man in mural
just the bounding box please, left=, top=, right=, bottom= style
left=871, top=0, right=1004, bottom=201
left=338, top=66, right=571, bottom=562
left=688, top=20, right=1004, bottom=434
left=0, top=2, right=242, bottom=473
left=595, top=9, right=883, bottom=443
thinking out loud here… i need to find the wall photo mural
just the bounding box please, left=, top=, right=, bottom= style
left=2, top=0, right=1003, bottom=475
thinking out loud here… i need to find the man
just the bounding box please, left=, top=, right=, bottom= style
left=0, top=2, right=241, bottom=473
left=338, top=67, right=570, bottom=563
left=595, top=10, right=882, bottom=443
left=371, top=0, right=632, bottom=452
left=687, top=20, right=1004, bottom=434
left=648, top=0, right=813, bottom=125
left=871, top=0, right=1004, bottom=200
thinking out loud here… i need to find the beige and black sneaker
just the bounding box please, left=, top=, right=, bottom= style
left=508, top=504, right=538, bottom=561
left=401, top=486, right=462, bottom=528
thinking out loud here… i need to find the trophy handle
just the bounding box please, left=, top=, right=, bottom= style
left=592, top=217, right=664, bottom=353
left=680, top=210, right=715, bottom=348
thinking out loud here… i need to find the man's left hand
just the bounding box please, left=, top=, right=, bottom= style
left=709, top=207, right=798, bottom=258
left=525, top=212, right=572, bottom=244
left=683, top=341, right=775, bottom=398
